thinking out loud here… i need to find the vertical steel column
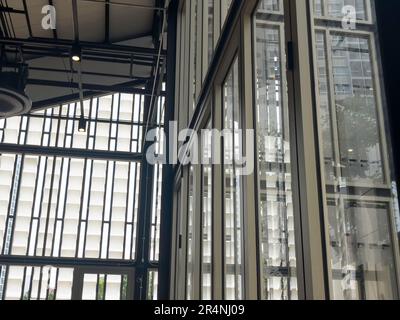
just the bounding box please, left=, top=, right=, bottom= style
left=134, top=88, right=156, bottom=300
left=157, top=0, right=178, bottom=300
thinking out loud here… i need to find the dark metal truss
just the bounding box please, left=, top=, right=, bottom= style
left=0, top=0, right=168, bottom=300
left=0, top=0, right=167, bottom=114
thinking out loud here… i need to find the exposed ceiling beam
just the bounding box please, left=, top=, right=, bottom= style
left=4, top=48, right=157, bottom=66
left=6, top=45, right=158, bottom=62
left=28, top=66, right=151, bottom=81
left=0, top=143, right=142, bottom=162
left=0, top=7, right=24, bottom=14
left=0, top=37, right=165, bottom=57
left=0, top=255, right=144, bottom=268
left=48, top=0, right=58, bottom=39
left=31, top=86, right=164, bottom=112
left=105, top=0, right=110, bottom=43
left=22, top=0, right=32, bottom=38
left=102, top=31, right=153, bottom=44
left=27, top=78, right=156, bottom=95
left=80, top=0, right=165, bottom=11
left=72, top=0, right=80, bottom=42
left=0, top=3, right=12, bottom=37
left=32, top=90, right=99, bottom=111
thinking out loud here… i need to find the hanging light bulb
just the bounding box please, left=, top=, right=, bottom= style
left=71, top=44, right=82, bottom=62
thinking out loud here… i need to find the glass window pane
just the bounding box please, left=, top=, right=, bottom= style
left=82, top=274, right=100, bottom=300
left=201, top=119, right=213, bottom=300
left=313, top=0, right=368, bottom=20
left=207, top=0, right=215, bottom=65
left=0, top=266, right=73, bottom=300
left=253, top=0, right=298, bottom=300
left=311, top=0, right=400, bottom=299
left=150, top=164, right=163, bottom=262
left=327, top=0, right=367, bottom=21
left=186, top=166, right=195, bottom=300
left=223, top=57, right=244, bottom=300
left=221, top=0, right=233, bottom=29
left=258, top=0, right=281, bottom=12
left=105, top=274, right=122, bottom=300
left=0, top=94, right=145, bottom=153
left=147, top=270, right=159, bottom=300
left=0, top=154, right=16, bottom=255
left=190, top=0, right=199, bottom=114
left=0, top=155, right=140, bottom=262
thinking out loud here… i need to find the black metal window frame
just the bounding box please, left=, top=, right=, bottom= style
left=0, top=91, right=165, bottom=300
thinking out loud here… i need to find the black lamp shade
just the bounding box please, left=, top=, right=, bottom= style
left=78, top=116, right=87, bottom=132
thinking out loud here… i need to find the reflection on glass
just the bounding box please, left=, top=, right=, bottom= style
left=315, top=32, right=336, bottom=182
left=332, top=34, right=382, bottom=183
left=0, top=155, right=141, bottom=261
left=186, top=166, right=195, bottom=300
left=150, top=105, right=165, bottom=262
left=221, top=0, right=233, bottom=29
left=258, top=0, right=280, bottom=12
left=313, top=0, right=400, bottom=300
left=314, top=0, right=324, bottom=16
left=328, top=201, right=398, bottom=299
left=223, top=57, right=244, bottom=300
left=191, top=0, right=198, bottom=112
left=82, top=273, right=127, bottom=300
left=313, top=0, right=368, bottom=20
left=201, top=120, right=213, bottom=300
left=253, top=0, right=298, bottom=300
left=147, top=270, right=159, bottom=300
left=0, top=266, right=73, bottom=300
left=207, top=0, right=215, bottom=65
left=327, top=0, right=367, bottom=21
left=0, top=95, right=145, bottom=153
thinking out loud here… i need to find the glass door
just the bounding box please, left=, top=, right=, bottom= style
left=71, top=267, right=134, bottom=300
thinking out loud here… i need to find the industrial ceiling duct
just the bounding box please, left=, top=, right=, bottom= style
left=0, top=64, right=32, bottom=118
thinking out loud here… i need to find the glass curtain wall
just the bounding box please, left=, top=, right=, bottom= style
left=311, top=0, right=400, bottom=300
left=172, top=0, right=400, bottom=301
left=253, top=0, right=298, bottom=300
left=173, top=0, right=244, bottom=300
left=0, top=93, right=164, bottom=300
